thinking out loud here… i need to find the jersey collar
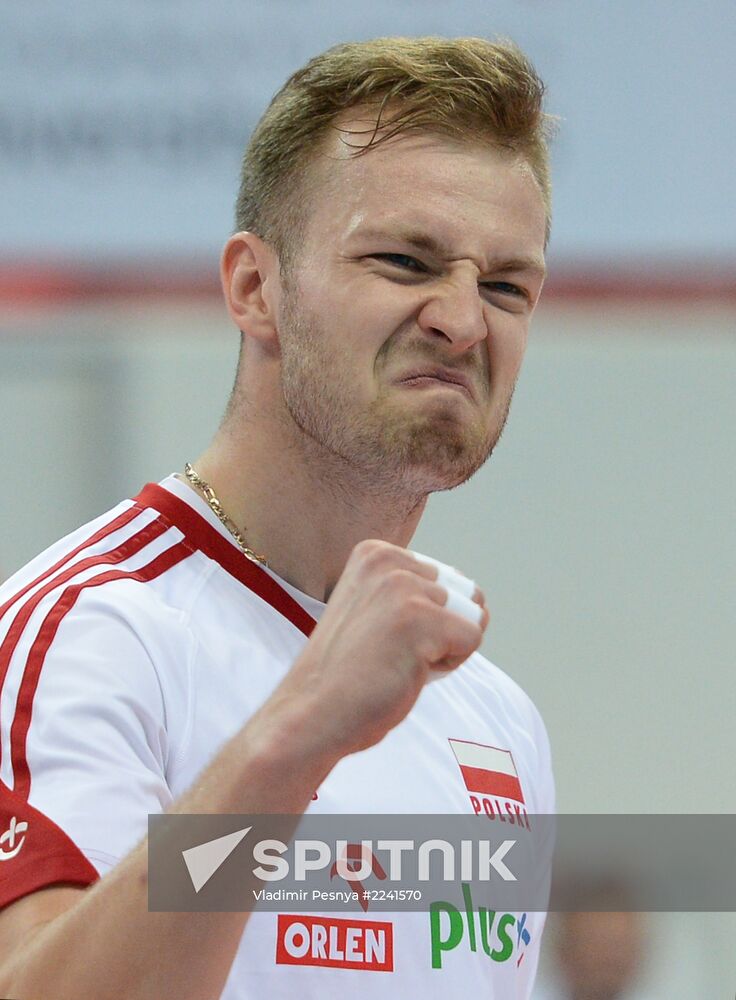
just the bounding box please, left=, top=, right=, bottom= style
left=132, top=480, right=318, bottom=639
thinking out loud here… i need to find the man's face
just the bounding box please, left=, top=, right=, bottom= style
left=276, top=123, right=547, bottom=494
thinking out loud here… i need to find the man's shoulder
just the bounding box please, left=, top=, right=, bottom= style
left=0, top=487, right=212, bottom=639
left=1, top=496, right=137, bottom=594
left=458, top=649, right=546, bottom=729
left=0, top=492, right=201, bottom=776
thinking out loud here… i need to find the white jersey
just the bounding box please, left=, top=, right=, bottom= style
left=0, top=475, right=554, bottom=998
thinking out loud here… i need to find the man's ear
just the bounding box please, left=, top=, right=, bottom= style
left=220, top=231, right=281, bottom=347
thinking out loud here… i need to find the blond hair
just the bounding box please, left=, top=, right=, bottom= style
left=235, top=36, right=554, bottom=267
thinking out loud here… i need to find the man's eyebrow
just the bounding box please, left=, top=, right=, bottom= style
left=490, top=256, right=547, bottom=279
left=355, top=227, right=546, bottom=278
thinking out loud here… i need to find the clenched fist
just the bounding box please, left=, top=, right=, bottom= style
left=279, top=539, right=489, bottom=757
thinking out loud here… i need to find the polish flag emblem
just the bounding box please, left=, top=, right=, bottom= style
left=448, top=739, right=525, bottom=804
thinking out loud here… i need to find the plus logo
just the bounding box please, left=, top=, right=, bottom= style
left=0, top=816, right=29, bottom=860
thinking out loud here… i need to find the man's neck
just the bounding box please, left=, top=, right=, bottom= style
left=188, top=421, right=428, bottom=603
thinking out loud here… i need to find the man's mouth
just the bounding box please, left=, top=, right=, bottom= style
left=397, top=366, right=475, bottom=400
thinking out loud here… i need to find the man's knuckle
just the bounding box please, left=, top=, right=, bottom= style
left=356, top=539, right=393, bottom=571
left=379, top=568, right=409, bottom=597
left=401, top=592, right=426, bottom=616
left=353, top=538, right=378, bottom=560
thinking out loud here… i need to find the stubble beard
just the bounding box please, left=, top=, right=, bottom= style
left=278, top=281, right=514, bottom=498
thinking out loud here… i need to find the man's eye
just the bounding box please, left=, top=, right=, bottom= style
left=485, top=281, right=525, bottom=297
left=372, top=258, right=527, bottom=301
left=373, top=253, right=424, bottom=271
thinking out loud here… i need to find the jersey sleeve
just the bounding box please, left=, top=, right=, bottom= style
left=0, top=580, right=192, bottom=909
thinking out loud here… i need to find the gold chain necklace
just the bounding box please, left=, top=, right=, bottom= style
left=184, top=463, right=268, bottom=566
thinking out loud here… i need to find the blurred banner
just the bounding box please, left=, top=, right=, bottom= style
left=2, top=1, right=735, bottom=265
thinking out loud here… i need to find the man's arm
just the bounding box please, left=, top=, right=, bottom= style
left=0, top=541, right=487, bottom=1000
left=0, top=697, right=339, bottom=1000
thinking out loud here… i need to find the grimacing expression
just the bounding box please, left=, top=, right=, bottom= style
left=277, top=128, right=547, bottom=495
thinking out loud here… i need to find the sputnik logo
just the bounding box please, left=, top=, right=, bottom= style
left=330, top=843, right=387, bottom=912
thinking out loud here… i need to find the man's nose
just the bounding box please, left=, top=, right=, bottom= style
left=415, top=278, right=488, bottom=352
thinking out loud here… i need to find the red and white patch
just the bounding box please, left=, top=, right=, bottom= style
left=449, top=738, right=531, bottom=829
left=276, top=914, right=394, bottom=971
left=449, top=739, right=525, bottom=803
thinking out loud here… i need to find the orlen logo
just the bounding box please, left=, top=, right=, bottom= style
left=276, top=914, right=394, bottom=972
left=0, top=816, right=28, bottom=861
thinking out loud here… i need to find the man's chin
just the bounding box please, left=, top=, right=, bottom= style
left=392, top=439, right=492, bottom=492
left=414, top=461, right=486, bottom=492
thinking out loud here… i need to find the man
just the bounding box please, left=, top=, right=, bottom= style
left=0, top=35, right=554, bottom=998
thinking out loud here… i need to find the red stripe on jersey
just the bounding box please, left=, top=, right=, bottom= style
left=133, top=483, right=318, bottom=639
left=0, top=516, right=170, bottom=770
left=0, top=505, right=142, bottom=624
left=0, top=780, right=100, bottom=908
left=459, top=765, right=526, bottom=804
left=10, top=540, right=192, bottom=800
